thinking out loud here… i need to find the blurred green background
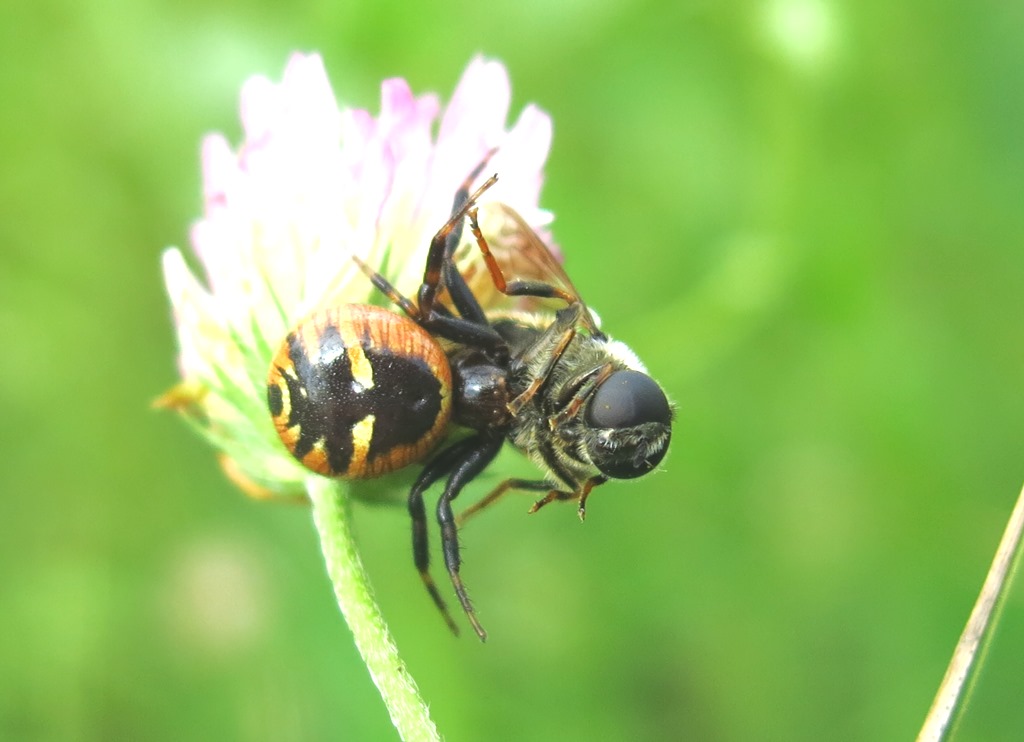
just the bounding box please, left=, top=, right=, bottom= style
left=3, top=1, right=1023, bottom=740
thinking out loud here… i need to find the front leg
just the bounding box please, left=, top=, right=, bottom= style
left=528, top=475, right=608, bottom=521
left=418, top=175, right=498, bottom=320
left=506, top=304, right=584, bottom=416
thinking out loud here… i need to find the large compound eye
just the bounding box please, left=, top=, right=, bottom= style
left=584, top=369, right=672, bottom=480
left=586, top=370, right=672, bottom=429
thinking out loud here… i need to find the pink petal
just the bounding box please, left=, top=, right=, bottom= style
left=279, top=53, right=340, bottom=146
left=439, top=57, right=511, bottom=148
left=199, top=133, right=239, bottom=214
left=239, top=74, right=279, bottom=148
left=489, top=103, right=554, bottom=223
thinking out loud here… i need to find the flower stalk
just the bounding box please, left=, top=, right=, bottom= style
left=307, top=477, right=439, bottom=742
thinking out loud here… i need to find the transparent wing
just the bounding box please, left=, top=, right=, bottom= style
left=453, top=202, right=599, bottom=331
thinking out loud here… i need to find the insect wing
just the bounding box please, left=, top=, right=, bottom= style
left=455, top=202, right=598, bottom=330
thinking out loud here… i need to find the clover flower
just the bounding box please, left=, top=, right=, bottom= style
left=158, top=53, right=553, bottom=740
left=160, top=52, right=552, bottom=499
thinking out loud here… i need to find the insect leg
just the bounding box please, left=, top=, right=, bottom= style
left=351, top=255, right=420, bottom=320
left=465, top=209, right=575, bottom=303
left=417, top=175, right=498, bottom=319
left=441, top=148, right=499, bottom=323
left=528, top=475, right=608, bottom=521
left=506, top=304, right=584, bottom=415
left=408, top=438, right=480, bottom=636
left=466, top=209, right=603, bottom=338
left=548, top=362, right=616, bottom=430
left=457, top=478, right=554, bottom=526
left=353, top=151, right=497, bottom=323
left=435, top=434, right=505, bottom=641
left=445, top=148, right=498, bottom=260
left=422, top=313, right=506, bottom=352
left=356, top=241, right=508, bottom=352
left=442, top=259, right=487, bottom=325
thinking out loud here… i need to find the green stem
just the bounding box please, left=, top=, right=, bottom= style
left=916, top=482, right=1024, bottom=741
left=306, top=477, right=440, bottom=742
